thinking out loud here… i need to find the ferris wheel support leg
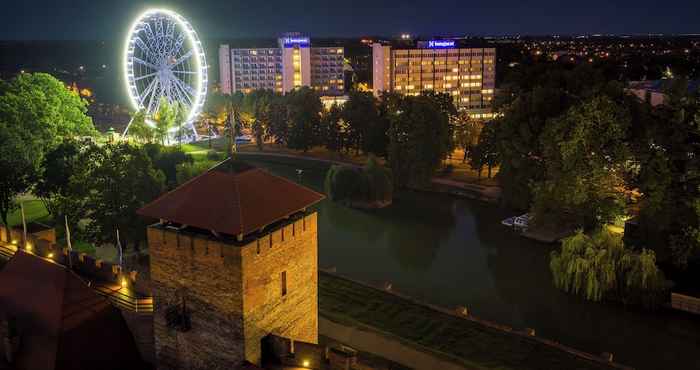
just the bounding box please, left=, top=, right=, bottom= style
left=122, top=116, right=135, bottom=138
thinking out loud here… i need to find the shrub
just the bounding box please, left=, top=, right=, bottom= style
left=206, top=150, right=225, bottom=161
left=550, top=229, right=669, bottom=309
left=325, top=156, right=393, bottom=206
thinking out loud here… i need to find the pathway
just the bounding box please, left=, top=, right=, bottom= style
left=319, top=317, right=470, bottom=370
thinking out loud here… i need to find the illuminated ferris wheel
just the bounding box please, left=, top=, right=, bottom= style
left=123, top=9, right=207, bottom=141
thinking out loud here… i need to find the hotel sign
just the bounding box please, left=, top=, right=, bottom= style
left=427, top=40, right=456, bottom=49
left=282, top=37, right=310, bottom=48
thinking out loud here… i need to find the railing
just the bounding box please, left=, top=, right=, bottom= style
left=93, top=283, right=154, bottom=313
left=0, top=242, right=154, bottom=313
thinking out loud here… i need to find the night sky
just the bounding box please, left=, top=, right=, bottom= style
left=1, top=0, right=698, bottom=40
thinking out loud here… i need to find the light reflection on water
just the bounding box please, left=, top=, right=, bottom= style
left=243, top=154, right=700, bottom=370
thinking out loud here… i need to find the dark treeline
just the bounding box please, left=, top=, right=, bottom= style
left=472, top=61, right=699, bottom=290
left=204, top=88, right=458, bottom=189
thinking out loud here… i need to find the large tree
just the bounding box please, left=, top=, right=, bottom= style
left=483, top=64, right=616, bottom=210
left=286, top=87, right=322, bottom=152
left=0, top=72, right=94, bottom=229
left=550, top=229, right=668, bottom=309
left=83, top=144, right=165, bottom=250
left=629, top=79, right=700, bottom=268
left=154, top=97, right=175, bottom=145
left=531, top=96, right=631, bottom=230
left=387, top=93, right=453, bottom=188
left=34, top=139, right=91, bottom=231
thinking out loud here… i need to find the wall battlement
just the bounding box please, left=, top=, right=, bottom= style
left=0, top=225, right=142, bottom=291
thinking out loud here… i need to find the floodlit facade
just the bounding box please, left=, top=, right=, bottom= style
left=373, top=40, right=496, bottom=119
left=219, top=34, right=345, bottom=95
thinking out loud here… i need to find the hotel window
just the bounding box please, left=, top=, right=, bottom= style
left=281, top=271, right=287, bottom=296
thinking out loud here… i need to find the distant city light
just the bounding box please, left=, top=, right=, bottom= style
left=400, top=33, right=411, bottom=40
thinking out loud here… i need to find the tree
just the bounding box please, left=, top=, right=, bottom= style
left=341, top=91, right=381, bottom=155
left=531, top=96, right=631, bottom=230
left=174, top=102, right=189, bottom=147
left=244, top=90, right=275, bottom=151
left=320, top=104, right=343, bottom=152
left=154, top=97, right=175, bottom=145
left=267, top=95, right=290, bottom=146
left=470, top=122, right=499, bottom=179
left=34, top=139, right=90, bottom=230
left=453, top=112, right=483, bottom=163
left=143, top=143, right=193, bottom=189
left=127, top=109, right=154, bottom=143
left=629, top=78, right=700, bottom=268
left=83, top=143, right=165, bottom=250
left=485, top=64, right=618, bottom=210
left=0, top=72, right=95, bottom=230
left=550, top=229, right=668, bottom=309
left=387, top=93, right=452, bottom=188
left=286, top=87, right=322, bottom=152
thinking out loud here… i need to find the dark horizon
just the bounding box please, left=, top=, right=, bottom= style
left=1, top=0, right=698, bottom=41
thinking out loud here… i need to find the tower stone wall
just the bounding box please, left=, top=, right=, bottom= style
left=241, top=212, right=318, bottom=364
left=148, top=212, right=318, bottom=369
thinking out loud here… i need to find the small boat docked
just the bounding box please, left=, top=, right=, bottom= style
left=501, top=214, right=530, bottom=231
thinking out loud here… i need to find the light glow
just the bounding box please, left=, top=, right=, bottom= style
left=123, top=8, right=208, bottom=142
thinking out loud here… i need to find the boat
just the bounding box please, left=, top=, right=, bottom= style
left=501, top=214, right=530, bottom=231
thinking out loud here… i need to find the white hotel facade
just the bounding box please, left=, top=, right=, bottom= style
left=219, top=34, right=344, bottom=96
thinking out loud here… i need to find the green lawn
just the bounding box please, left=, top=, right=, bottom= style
left=7, top=198, right=96, bottom=255
left=7, top=199, right=51, bottom=227
left=319, top=272, right=616, bottom=370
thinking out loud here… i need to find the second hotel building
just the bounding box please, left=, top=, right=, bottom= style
left=219, top=34, right=345, bottom=96
left=373, top=39, right=496, bottom=119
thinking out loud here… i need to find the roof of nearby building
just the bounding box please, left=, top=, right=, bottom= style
left=137, top=159, right=324, bottom=238
left=628, top=79, right=700, bottom=93
left=0, top=251, right=144, bottom=370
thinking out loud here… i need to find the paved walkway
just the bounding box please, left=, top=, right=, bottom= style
left=319, top=317, right=469, bottom=370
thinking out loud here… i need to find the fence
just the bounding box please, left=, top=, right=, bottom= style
left=671, top=292, right=700, bottom=315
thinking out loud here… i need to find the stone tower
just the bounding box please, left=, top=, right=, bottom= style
left=138, top=160, right=323, bottom=369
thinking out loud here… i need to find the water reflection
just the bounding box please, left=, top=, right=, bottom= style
left=242, top=155, right=700, bottom=370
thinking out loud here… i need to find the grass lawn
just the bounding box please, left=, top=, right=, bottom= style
left=319, top=272, right=616, bottom=370
left=7, top=198, right=51, bottom=227
left=7, top=198, right=96, bottom=255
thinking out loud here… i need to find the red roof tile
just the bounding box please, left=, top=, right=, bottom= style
left=0, top=251, right=144, bottom=370
left=137, top=160, right=324, bottom=237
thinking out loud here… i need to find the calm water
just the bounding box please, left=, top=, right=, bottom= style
left=242, top=154, right=700, bottom=370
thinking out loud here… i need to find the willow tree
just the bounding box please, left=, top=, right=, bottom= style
left=550, top=229, right=668, bottom=308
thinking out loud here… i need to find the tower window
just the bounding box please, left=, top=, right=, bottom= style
left=281, top=271, right=287, bottom=296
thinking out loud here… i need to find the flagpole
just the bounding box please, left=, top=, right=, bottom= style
left=116, top=228, right=123, bottom=268
left=64, top=215, right=73, bottom=269
left=20, top=202, right=27, bottom=250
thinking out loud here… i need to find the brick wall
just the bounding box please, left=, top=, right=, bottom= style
left=241, top=212, right=319, bottom=364
left=147, top=211, right=319, bottom=369
left=148, top=226, right=245, bottom=370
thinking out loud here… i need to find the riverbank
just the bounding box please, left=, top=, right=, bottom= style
left=319, top=270, right=631, bottom=370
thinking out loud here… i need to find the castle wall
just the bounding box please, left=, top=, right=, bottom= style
left=240, top=212, right=319, bottom=365
left=148, top=227, right=245, bottom=370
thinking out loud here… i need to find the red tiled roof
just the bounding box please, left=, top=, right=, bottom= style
left=137, top=160, right=324, bottom=237
left=0, top=251, right=144, bottom=370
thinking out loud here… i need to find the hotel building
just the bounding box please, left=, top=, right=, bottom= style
left=219, top=34, right=345, bottom=95
left=373, top=40, right=496, bottom=119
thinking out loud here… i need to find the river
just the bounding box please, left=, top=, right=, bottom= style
left=240, top=153, right=700, bottom=370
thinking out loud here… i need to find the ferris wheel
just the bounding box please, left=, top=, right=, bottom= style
left=123, top=9, right=207, bottom=142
